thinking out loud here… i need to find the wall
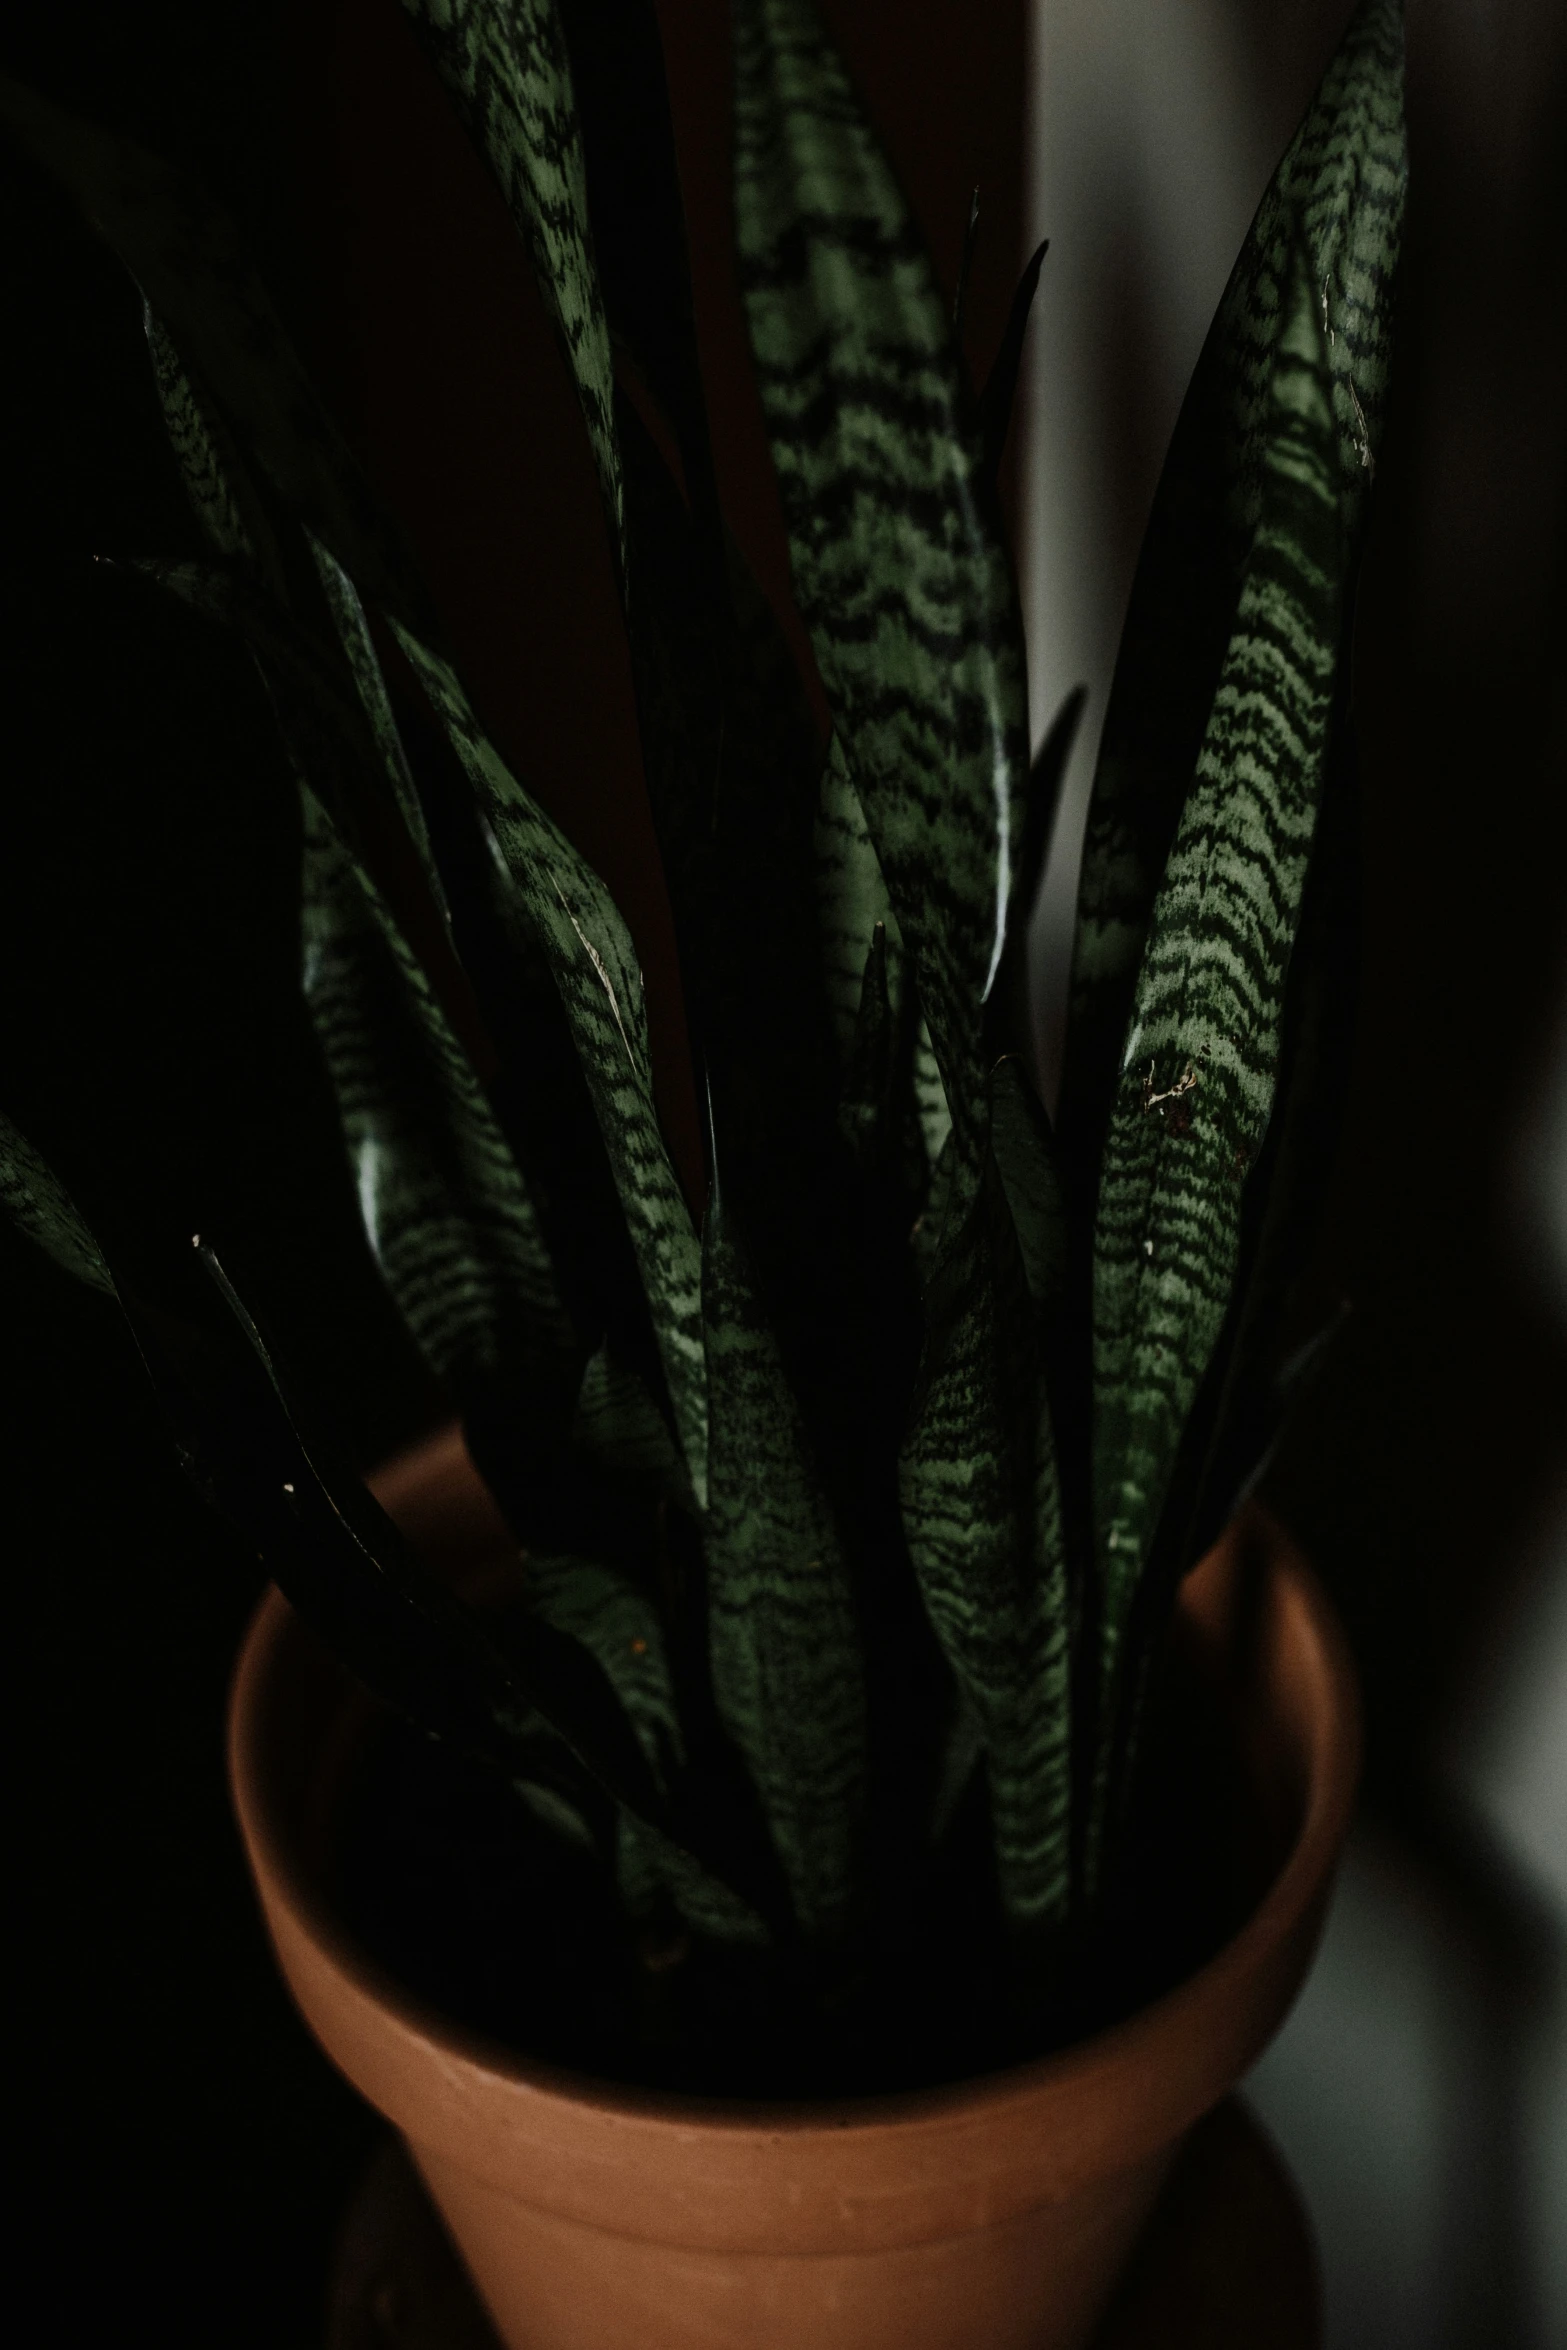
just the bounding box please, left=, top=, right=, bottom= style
left=1015, top=3, right=1567, bottom=2341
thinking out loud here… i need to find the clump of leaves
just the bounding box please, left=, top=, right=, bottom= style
left=0, top=0, right=1405, bottom=2079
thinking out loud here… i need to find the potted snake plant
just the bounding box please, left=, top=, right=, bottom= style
left=0, top=0, right=1402, bottom=2340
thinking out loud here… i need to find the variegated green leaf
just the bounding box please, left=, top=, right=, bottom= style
left=552, top=0, right=723, bottom=563
left=395, top=0, right=625, bottom=576
left=23, top=87, right=706, bottom=1506
left=526, top=1523, right=775, bottom=1948
left=815, top=734, right=951, bottom=1208
left=571, top=1342, right=693, bottom=1513
left=701, top=1150, right=867, bottom=1943
left=1090, top=246, right=1344, bottom=1736
left=299, top=783, right=575, bottom=1393
left=815, top=731, right=891, bottom=1065
left=1062, top=0, right=1404, bottom=1178
left=0, top=1112, right=115, bottom=1296
left=610, top=401, right=867, bottom=1496
left=135, top=527, right=705, bottom=1514
left=734, top=0, right=1064, bottom=1932
left=142, top=304, right=452, bottom=930
left=897, top=1195, right=1071, bottom=1928
left=519, top=1549, right=761, bottom=1933
left=989, top=1057, right=1067, bottom=1323
left=391, top=628, right=708, bottom=1501
left=976, top=239, right=1049, bottom=500
left=307, top=538, right=450, bottom=926
left=732, top=0, right=1029, bottom=1146
left=170, top=1240, right=670, bottom=1832
left=144, top=302, right=289, bottom=596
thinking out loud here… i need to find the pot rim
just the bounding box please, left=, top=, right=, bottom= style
left=228, top=1500, right=1360, bottom=2150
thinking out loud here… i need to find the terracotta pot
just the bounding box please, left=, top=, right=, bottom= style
left=228, top=1469, right=1357, bottom=2350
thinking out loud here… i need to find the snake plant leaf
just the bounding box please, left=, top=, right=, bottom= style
left=838, top=921, right=896, bottom=1166
left=571, top=1342, right=695, bottom=1513
left=701, top=1139, right=868, bottom=1945
left=1145, top=697, right=1361, bottom=1599
left=0, top=72, right=429, bottom=630
left=391, top=626, right=710, bottom=1503
left=928, top=1681, right=986, bottom=1847
left=732, top=0, right=1065, bottom=1926
left=299, top=784, right=576, bottom=1393
left=982, top=684, right=1087, bottom=1067
left=518, top=1553, right=702, bottom=1919
left=814, top=733, right=950, bottom=1219
left=977, top=240, right=1049, bottom=499
left=1060, top=0, right=1404, bottom=1192
left=988, top=1057, right=1067, bottom=1324
left=299, top=742, right=672, bottom=1571
left=520, top=1551, right=769, bottom=1939
left=523, top=1553, right=681, bottom=1772
left=142, top=305, right=452, bottom=927
left=308, top=538, right=450, bottom=927
left=135, top=557, right=679, bottom=1571
left=59, top=116, right=692, bottom=1460
left=551, top=0, right=723, bottom=567
left=898, top=1189, right=1072, bottom=1929
left=409, top=0, right=847, bottom=1380
left=395, top=0, right=625, bottom=579
left=1089, top=245, right=1344, bottom=1790
left=815, top=731, right=894, bottom=1079
left=134, top=541, right=654, bottom=1403
left=143, top=302, right=290, bottom=600
left=112, top=1233, right=667, bottom=1836
left=614, top=394, right=881, bottom=1506
left=732, top=0, right=1030, bottom=1149
left=0, top=1112, right=115, bottom=1297
left=0, top=1133, right=561, bottom=1812
left=128, top=533, right=704, bottom=1498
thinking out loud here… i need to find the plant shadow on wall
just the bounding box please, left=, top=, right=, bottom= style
left=3, top=0, right=1410, bottom=2315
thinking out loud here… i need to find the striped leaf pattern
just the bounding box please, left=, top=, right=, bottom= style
left=734, top=0, right=1068, bottom=1929
left=1091, top=248, right=1344, bottom=1688
left=1224, top=0, right=1405, bottom=522
left=815, top=731, right=893, bottom=1073
left=519, top=1549, right=686, bottom=1899
left=144, top=303, right=289, bottom=595
left=814, top=736, right=944, bottom=1181
left=701, top=1166, right=867, bottom=1944
left=732, top=0, right=1029, bottom=1145
left=145, top=305, right=451, bottom=933
left=571, top=1342, right=693, bottom=1512
left=299, top=784, right=575, bottom=1390
left=523, top=1551, right=765, bottom=1944
left=390, top=628, right=709, bottom=1502
left=396, top=0, right=625, bottom=574
left=0, top=1113, right=115, bottom=1297
left=109, top=86, right=690, bottom=1521
left=1062, top=0, right=1404, bottom=1169
left=897, top=1197, right=1071, bottom=1926
left=13, top=0, right=1404, bottom=1989
left=308, top=538, right=450, bottom=926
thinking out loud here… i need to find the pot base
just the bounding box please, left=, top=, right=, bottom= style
left=324, top=2098, right=1319, bottom=2350
left=237, top=1464, right=1356, bottom=2350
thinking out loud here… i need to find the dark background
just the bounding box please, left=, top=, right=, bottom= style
left=3, top=1, right=1562, bottom=2342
